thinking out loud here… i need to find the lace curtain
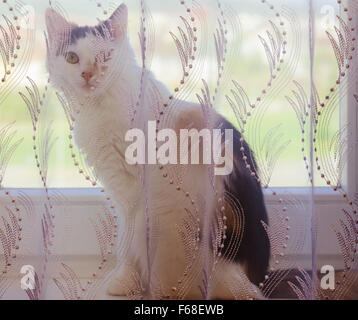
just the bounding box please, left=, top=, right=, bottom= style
left=0, top=0, right=357, bottom=300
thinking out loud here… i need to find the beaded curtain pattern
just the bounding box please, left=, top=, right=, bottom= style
left=0, top=0, right=356, bottom=300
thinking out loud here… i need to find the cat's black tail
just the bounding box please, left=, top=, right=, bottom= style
left=219, top=118, right=270, bottom=286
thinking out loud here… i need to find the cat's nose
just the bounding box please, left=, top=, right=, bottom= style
left=81, top=71, right=93, bottom=83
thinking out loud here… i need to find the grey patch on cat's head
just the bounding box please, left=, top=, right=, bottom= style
left=55, top=22, right=111, bottom=56
left=70, top=22, right=110, bottom=45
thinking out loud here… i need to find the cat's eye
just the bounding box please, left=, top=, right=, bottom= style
left=65, top=52, right=79, bottom=64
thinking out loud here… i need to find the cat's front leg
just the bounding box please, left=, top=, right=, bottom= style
left=107, top=213, right=147, bottom=298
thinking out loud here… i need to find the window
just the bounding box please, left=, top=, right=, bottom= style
left=0, top=0, right=345, bottom=189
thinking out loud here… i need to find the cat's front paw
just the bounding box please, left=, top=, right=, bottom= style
left=107, top=277, right=130, bottom=296
left=106, top=265, right=143, bottom=297
left=211, top=263, right=265, bottom=300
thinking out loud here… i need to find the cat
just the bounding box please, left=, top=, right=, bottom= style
left=45, top=3, right=270, bottom=300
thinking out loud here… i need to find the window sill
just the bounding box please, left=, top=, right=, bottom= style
left=0, top=186, right=344, bottom=206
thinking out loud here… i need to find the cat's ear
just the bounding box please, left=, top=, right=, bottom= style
left=107, top=4, right=128, bottom=39
left=45, top=9, right=77, bottom=44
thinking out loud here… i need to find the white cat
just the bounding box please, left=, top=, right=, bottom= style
left=45, top=4, right=269, bottom=299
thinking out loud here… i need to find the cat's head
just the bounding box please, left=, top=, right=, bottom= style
left=45, top=4, right=131, bottom=98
